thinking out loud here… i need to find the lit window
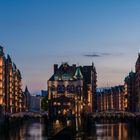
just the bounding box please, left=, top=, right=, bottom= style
left=53, top=102, right=56, bottom=105
left=57, top=102, right=61, bottom=106
left=0, top=58, right=3, bottom=66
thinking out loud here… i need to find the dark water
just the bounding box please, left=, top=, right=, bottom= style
left=84, top=122, right=140, bottom=140
left=0, top=119, right=48, bottom=140
left=0, top=118, right=140, bottom=140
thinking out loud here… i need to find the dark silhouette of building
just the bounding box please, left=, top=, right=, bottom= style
left=23, top=86, right=31, bottom=111
left=41, top=90, right=47, bottom=97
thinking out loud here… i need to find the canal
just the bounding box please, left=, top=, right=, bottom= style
left=0, top=118, right=140, bottom=140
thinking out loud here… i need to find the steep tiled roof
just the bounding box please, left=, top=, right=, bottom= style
left=49, top=63, right=96, bottom=83
left=96, top=85, right=124, bottom=95
left=49, top=63, right=80, bottom=81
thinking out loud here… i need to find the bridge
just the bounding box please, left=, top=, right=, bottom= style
left=88, top=111, right=140, bottom=120
left=8, top=111, right=140, bottom=119
left=9, top=111, right=48, bottom=118
left=0, top=111, right=48, bottom=128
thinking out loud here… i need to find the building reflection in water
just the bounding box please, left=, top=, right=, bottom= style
left=89, top=122, right=131, bottom=140
left=75, top=117, right=82, bottom=132
left=1, top=118, right=140, bottom=140
left=53, top=119, right=64, bottom=133
left=0, top=119, right=48, bottom=140
left=51, top=117, right=136, bottom=140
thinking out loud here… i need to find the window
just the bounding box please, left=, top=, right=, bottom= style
left=70, top=85, right=75, bottom=92
left=57, top=85, right=65, bottom=93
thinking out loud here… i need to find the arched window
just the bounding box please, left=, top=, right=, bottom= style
left=57, top=85, right=65, bottom=93
left=67, top=85, right=70, bottom=92
left=76, top=85, right=81, bottom=93
left=70, top=85, right=75, bottom=92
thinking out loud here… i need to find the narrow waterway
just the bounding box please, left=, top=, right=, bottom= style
left=0, top=118, right=140, bottom=140
left=84, top=121, right=140, bottom=140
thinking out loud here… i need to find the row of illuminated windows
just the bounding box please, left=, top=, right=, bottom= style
left=53, top=102, right=71, bottom=106
left=0, top=76, right=21, bottom=82
left=51, top=85, right=82, bottom=93
left=53, top=95, right=75, bottom=100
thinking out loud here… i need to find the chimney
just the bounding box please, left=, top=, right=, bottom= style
left=72, top=64, right=76, bottom=67
left=54, top=64, right=58, bottom=73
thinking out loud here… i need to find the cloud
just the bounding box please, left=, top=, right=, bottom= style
left=83, top=52, right=124, bottom=58
left=84, top=54, right=101, bottom=57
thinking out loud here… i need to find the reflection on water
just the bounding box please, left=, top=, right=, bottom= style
left=0, top=119, right=48, bottom=140
left=92, top=123, right=128, bottom=140
left=85, top=121, right=140, bottom=140
left=0, top=118, right=140, bottom=140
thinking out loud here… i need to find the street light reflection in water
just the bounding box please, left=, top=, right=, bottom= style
left=0, top=118, right=140, bottom=140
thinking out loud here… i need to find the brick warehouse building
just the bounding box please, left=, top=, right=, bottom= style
left=47, top=62, right=97, bottom=118
left=0, top=46, right=26, bottom=114
left=96, top=85, right=125, bottom=112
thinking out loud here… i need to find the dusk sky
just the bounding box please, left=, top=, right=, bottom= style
left=0, top=0, right=140, bottom=94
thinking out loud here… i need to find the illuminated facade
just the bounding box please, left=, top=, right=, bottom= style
left=0, top=46, right=23, bottom=114
left=5, top=55, right=13, bottom=113
left=48, top=63, right=97, bottom=118
left=0, top=46, right=5, bottom=113
left=124, top=71, right=136, bottom=112
left=135, top=53, right=140, bottom=111
left=82, top=63, right=97, bottom=113
left=123, top=53, right=140, bottom=112
left=15, top=69, right=22, bottom=112
left=97, top=86, right=125, bottom=112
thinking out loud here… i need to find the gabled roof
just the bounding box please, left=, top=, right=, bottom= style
left=48, top=63, right=96, bottom=82
left=49, top=63, right=77, bottom=81
left=7, top=54, right=12, bottom=63
left=24, top=86, right=31, bottom=96
left=74, top=67, right=83, bottom=80
left=96, top=85, right=124, bottom=95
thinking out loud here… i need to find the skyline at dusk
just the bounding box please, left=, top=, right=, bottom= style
left=1, top=0, right=140, bottom=93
